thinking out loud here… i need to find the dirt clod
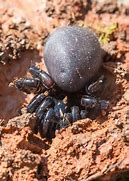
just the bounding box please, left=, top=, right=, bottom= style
left=0, top=0, right=129, bottom=180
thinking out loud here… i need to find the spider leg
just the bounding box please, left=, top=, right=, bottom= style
left=57, top=113, right=72, bottom=130
left=40, top=108, right=57, bottom=138
left=36, top=97, right=55, bottom=120
left=85, top=75, right=105, bottom=95
left=81, top=95, right=109, bottom=119
left=29, top=66, right=54, bottom=89
left=27, top=94, right=45, bottom=113
left=54, top=101, right=67, bottom=119
left=99, top=100, right=109, bottom=110
left=80, top=110, right=88, bottom=119
left=15, top=77, right=46, bottom=94
left=81, top=95, right=97, bottom=109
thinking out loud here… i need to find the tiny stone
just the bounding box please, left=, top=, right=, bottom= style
left=119, top=31, right=126, bottom=41
left=115, top=119, right=123, bottom=128
left=20, top=107, right=27, bottom=114
left=71, top=125, right=83, bottom=134
left=123, top=129, right=129, bottom=142
left=20, top=39, right=26, bottom=45
left=123, top=89, right=129, bottom=103
left=118, top=0, right=129, bottom=5
left=125, top=110, right=129, bottom=122
left=101, top=110, right=107, bottom=116
left=24, top=21, right=31, bottom=28
left=12, top=17, right=25, bottom=25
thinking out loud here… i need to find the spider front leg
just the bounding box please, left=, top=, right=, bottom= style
left=29, top=66, right=54, bottom=89
left=41, top=108, right=57, bottom=138
left=81, top=95, right=109, bottom=119
left=31, top=96, right=56, bottom=138
left=36, top=97, right=55, bottom=120
left=15, top=77, right=45, bottom=94
left=83, top=74, right=109, bottom=119
left=15, top=66, right=55, bottom=94
left=85, top=75, right=105, bottom=95
left=27, top=94, right=45, bottom=113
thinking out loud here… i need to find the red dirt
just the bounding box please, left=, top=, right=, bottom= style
left=0, top=0, right=129, bottom=180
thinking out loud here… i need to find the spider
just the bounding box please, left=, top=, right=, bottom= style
left=15, top=26, right=109, bottom=139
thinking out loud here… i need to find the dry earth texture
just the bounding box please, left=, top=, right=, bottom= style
left=0, top=0, right=129, bottom=181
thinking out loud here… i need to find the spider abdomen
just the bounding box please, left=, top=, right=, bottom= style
left=44, top=26, right=102, bottom=92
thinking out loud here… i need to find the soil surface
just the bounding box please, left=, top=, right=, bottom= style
left=0, top=0, right=129, bottom=181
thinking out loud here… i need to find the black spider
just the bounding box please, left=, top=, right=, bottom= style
left=15, top=26, right=109, bottom=139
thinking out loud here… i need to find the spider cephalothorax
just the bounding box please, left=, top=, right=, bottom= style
left=15, top=26, right=109, bottom=139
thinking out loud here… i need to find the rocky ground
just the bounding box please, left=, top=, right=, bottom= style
left=0, top=0, right=129, bottom=180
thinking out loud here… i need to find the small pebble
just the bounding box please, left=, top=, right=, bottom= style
left=123, top=89, right=129, bottom=103
left=71, top=125, right=83, bottom=134
left=115, top=119, right=123, bottom=128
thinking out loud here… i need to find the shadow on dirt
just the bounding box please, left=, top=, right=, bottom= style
left=0, top=49, right=42, bottom=120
